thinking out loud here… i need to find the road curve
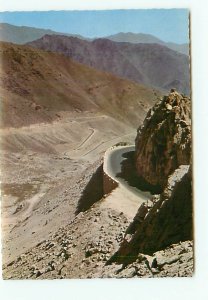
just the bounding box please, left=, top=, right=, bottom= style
left=104, top=145, right=151, bottom=202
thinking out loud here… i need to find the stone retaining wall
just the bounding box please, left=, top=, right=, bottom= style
left=103, top=145, right=119, bottom=195
left=103, top=172, right=118, bottom=195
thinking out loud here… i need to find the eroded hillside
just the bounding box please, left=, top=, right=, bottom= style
left=27, top=35, right=190, bottom=95
left=1, top=41, right=159, bottom=278
left=0, top=41, right=158, bottom=128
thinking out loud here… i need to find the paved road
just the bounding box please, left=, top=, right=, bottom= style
left=105, top=145, right=151, bottom=201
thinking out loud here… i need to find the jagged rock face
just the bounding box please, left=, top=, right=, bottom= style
left=132, top=166, right=192, bottom=255
left=109, top=165, right=193, bottom=263
left=135, top=91, right=191, bottom=190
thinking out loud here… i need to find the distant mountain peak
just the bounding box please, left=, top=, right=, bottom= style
left=105, top=32, right=189, bottom=55
left=0, top=22, right=88, bottom=45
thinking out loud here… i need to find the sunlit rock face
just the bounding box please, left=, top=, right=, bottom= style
left=135, top=90, right=191, bottom=190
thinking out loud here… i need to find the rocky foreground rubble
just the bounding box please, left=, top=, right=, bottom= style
left=108, top=164, right=192, bottom=266
left=3, top=203, right=130, bottom=279
left=3, top=202, right=193, bottom=279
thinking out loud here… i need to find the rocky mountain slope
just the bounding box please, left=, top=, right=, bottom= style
left=0, top=23, right=86, bottom=45
left=135, top=90, right=191, bottom=191
left=109, top=165, right=192, bottom=262
left=27, top=35, right=190, bottom=95
left=2, top=89, right=193, bottom=279
left=0, top=41, right=158, bottom=128
left=105, top=32, right=189, bottom=55
left=1, top=40, right=159, bottom=279
left=3, top=200, right=193, bottom=279
left=106, top=90, right=193, bottom=274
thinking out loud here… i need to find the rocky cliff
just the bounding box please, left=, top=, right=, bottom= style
left=135, top=89, right=191, bottom=191
left=109, top=165, right=192, bottom=264
left=108, top=90, right=193, bottom=274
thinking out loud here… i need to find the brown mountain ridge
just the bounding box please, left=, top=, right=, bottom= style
left=0, top=41, right=159, bottom=128
left=27, top=34, right=190, bottom=95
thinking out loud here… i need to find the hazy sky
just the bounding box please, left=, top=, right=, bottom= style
left=0, top=9, right=189, bottom=44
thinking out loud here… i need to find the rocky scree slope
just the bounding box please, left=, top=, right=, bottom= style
left=109, top=165, right=192, bottom=263
left=27, top=35, right=190, bottom=95
left=2, top=153, right=193, bottom=279
left=3, top=190, right=193, bottom=279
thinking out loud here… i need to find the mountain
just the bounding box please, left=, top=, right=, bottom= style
left=0, top=41, right=159, bottom=128
left=105, top=32, right=189, bottom=55
left=27, top=35, right=190, bottom=95
left=165, top=42, right=189, bottom=56
left=106, top=32, right=165, bottom=44
left=0, top=23, right=87, bottom=45
left=0, top=24, right=189, bottom=55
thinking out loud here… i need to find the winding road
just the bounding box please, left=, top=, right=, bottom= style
left=102, top=145, right=151, bottom=219
left=76, top=128, right=95, bottom=150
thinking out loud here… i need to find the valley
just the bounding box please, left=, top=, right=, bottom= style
left=1, top=112, right=137, bottom=264
left=0, top=41, right=157, bottom=277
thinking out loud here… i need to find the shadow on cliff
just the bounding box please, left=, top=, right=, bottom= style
left=108, top=168, right=193, bottom=266
left=76, top=164, right=104, bottom=214
left=116, top=151, right=162, bottom=194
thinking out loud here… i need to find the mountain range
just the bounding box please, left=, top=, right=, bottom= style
left=0, top=23, right=86, bottom=45
left=27, top=34, right=190, bottom=95
left=0, top=23, right=189, bottom=55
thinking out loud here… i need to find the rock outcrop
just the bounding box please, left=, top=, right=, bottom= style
left=109, top=165, right=193, bottom=264
left=135, top=89, right=191, bottom=191
left=107, top=90, right=193, bottom=275
left=104, top=240, right=193, bottom=278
